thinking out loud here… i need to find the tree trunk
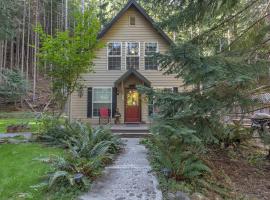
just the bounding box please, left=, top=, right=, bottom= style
left=81, top=0, right=85, bottom=13
left=65, top=0, right=68, bottom=31
left=33, top=0, right=39, bottom=101
left=51, top=0, right=53, bottom=36
left=16, top=32, right=20, bottom=69
left=3, top=40, right=7, bottom=68
left=62, top=0, right=64, bottom=30
left=0, top=41, right=3, bottom=71
left=43, top=1, right=47, bottom=73
left=10, top=40, right=14, bottom=68
left=26, top=0, right=31, bottom=81
left=21, top=0, right=26, bottom=74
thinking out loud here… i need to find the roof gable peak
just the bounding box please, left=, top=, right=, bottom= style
left=98, top=0, right=173, bottom=45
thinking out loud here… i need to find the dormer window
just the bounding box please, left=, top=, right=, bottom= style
left=129, top=16, right=136, bottom=26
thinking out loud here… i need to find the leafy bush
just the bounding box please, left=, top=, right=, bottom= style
left=36, top=115, right=71, bottom=147
left=146, top=136, right=211, bottom=182
left=36, top=118, right=122, bottom=193
left=64, top=123, right=122, bottom=160
left=219, top=122, right=252, bottom=148
left=38, top=155, right=96, bottom=190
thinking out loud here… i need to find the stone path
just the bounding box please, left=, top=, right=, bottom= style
left=80, top=138, right=162, bottom=200
left=0, top=133, right=32, bottom=139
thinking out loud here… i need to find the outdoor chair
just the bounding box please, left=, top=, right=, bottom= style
left=99, top=107, right=110, bottom=125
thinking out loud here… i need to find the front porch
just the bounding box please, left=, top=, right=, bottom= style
left=114, top=69, right=151, bottom=124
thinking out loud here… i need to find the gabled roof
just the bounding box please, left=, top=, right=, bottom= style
left=115, top=69, right=151, bottom=87
left=98, top=0, right=173, bottom=45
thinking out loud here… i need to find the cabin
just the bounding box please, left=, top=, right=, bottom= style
left=68, top=0, right=182, bottom=125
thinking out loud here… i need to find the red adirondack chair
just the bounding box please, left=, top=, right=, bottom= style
left=99, top=107, right=110, bottom=124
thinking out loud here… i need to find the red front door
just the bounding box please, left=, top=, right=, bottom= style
left=125, top=89, right=141, bottom=123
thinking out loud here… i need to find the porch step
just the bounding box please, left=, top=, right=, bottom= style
left=113, top=132, right=151, bottom=138
left=110, top=124, right=150, bottom=138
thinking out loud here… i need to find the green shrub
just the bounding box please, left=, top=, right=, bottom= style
left=36, top=119, right=122, bottom=193
left=147, top=135, right=211, bottom=182
left=65, top=123, right=122, bottom=160
left=219, top=122, right=252, bottom=148
left=36, top=115, right=72, bottom=147
left=38, top=155, right=94, bottom=190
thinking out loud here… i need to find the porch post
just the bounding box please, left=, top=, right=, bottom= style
left=121, top=80, right=124, bottom=101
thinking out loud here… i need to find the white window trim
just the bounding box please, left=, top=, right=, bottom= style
left=125, top=41, right=140, bottom=70
left=107, top=41, right=122, bottom=70
left=129, top=15, right=136, bottom=26
left=92, top=87, right=113, bottom=118
left=144, top=42, right=159, bottom=70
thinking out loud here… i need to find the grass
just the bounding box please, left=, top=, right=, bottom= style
left=0, top=143, right=63, bottom=200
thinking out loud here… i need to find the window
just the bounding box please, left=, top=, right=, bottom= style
left=108, top=42, right=121, bottom=70
left=92, top=88, right=112, bottom=117
left=126, top=42, right=140, bottom=70
left=129, top=16, right=136, bottom=26
left=145, top=42, right=158, bottom=70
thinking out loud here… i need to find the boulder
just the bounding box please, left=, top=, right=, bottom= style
left=191, top=193, right=208, bottom=200
left=168, top=191, right=190, bottom=200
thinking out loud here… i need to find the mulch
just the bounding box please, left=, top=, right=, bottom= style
left=207, top=143, right=270, bottom=200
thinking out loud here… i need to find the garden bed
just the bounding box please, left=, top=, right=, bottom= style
left=207, top=142, right=270, bottom=200
left=145, top=138, right=270, bottom=200
left=0, top=112, right=38, bottom=133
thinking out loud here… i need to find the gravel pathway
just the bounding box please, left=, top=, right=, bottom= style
left=80, top=138, right=162, bottom=200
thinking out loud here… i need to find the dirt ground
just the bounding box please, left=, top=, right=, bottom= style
left=207, top=142, right=270, bottom=200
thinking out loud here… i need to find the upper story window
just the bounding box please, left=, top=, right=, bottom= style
left=129, top=16, right=136, bottom=26
left=108, top=42, right=121, bottom=70
left=126, top=42, right=140, bottom=70
left=145, top=42, right=158, bottom=70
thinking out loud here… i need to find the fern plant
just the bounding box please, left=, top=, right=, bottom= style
left=38, top=155, right=91, bottom=189
left=151, top=135, right=211, bottom=181
left=36, top=121, right=122, bottom=191
left=64, top=122, right=122, bottom=161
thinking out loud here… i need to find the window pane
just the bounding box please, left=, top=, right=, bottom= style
left=130, top=16, right=136, bottom=25
left=127, top=42, right=139, bottom=55
left=108, top=57, right=121, bottom=70
left=145, top=57, right=157, bottom=70
left=145, top=43, right=157, bottom=55
left=126, top=57, right=139, bottom=70
left=93, top=88, right=112, bottom=102
left=93, top=103, right=111, bottom=117
left=108, top=43, right=121, bottom=56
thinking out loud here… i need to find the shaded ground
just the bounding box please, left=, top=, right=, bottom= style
left=208, top=142, right=270, bottom=200
left=80, top=138, right=162, bottom=200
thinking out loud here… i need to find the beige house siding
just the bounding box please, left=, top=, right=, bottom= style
left=70, top=7, right=183, bottom=124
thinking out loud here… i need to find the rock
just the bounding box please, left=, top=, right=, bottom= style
left=168, top=191, right=190, bottom=200
left=191, top=193, right=208, bottom=200
left=175, top=191, right=190, bottom=200
left=168, top=192, right=176, bottom=200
